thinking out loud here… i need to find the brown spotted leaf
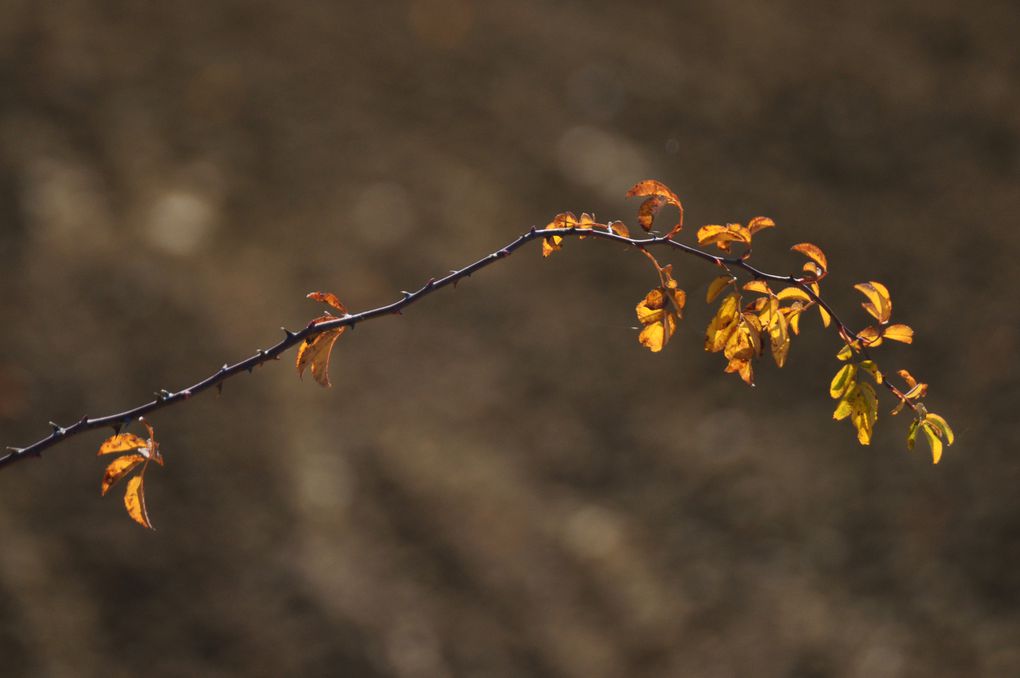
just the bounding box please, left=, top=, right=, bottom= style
left=98, top=433, right=148, bottom=456
left=101, top=454, right=146, bottom=496
left=124, top=475, right=153, bottom=529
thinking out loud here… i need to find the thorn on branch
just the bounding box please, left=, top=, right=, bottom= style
left=155, top=390, right=173, bottom=401
left=401, top=290, right=412, bottom=299
left=48, top=422, right=64, bottom=436
left=281, top=327, right=297, bottom=339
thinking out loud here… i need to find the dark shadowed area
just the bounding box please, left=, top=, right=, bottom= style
left=1, top=1, right=1018, bottom=676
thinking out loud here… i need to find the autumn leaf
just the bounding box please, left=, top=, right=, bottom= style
left=854, top=281, right=892, bottom=324
left=626, top=180, right=683, bottom=235
left=882, top=324, right=913, bottom=344
left=541, top=212, right=578, bottom=257
left=705, top=293, right=741, bottom=353
left=706, top=275, right=734, bottom=303
left=635, top=283, right=686, bottom=353
left=123, top=475, right=152, bottom=529
left=97, top=418, right=162, bottom=529
left=296, top=323, right=348, bottom=387
left=98, top=433, right=148, bottom=456
left=307, top=291, right=348, bottom=314
left=791, top=243, right=828, bottom=278
left=696, top=223, right=751, bottom=251
left=830, top=364, right=856, bottom=399
left=607, top=220, right=630, bottom=238
left=833, top=381, right=878, bottom=445
left=101, top=453, right=145, bottom=496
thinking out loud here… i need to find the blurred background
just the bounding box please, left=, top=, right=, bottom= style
left=1, top=1, right=1018, bottom=676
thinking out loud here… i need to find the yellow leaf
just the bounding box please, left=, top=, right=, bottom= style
left=854, top=281, right=892, bottom=324
left=859, top=360, right=883, bottom=383
left=636, top=288, right=666, bottom=325
left=924, top=413, right=954, bottom=446
left=705, top=293, right=740, bottom=353
left=98, top=433, right=148, bottom=456
left=920, top=421, right=943, bottom=464
left=857, top=326, right=883, bottom=347
left=541, top=212, right=576, bottom=257
left=636, top=284, right=684, bottom=353
left=777, top=287, right=811, bottom=304
left=296, top=325, right=347, bottom=387
left=101, top=454, right=145, bottom=496
left=307, top=291, right=347, bottom=313
left=123, top=475, right=153, bottom=529
left=791, top=243, right=828, bottom=275
left=696, top=223, right=751, bottom=251
left=836, top=344, right=853, bottom=361
left=742, top=280, right=771, bottom=295
left=883, top=324, right=913, bottom=344
left=830, top=364, right=856, bottom=398
left=906, top=419, right=919, bottom=449
left=724, top=357, right=755, bottom=386
left=897, top=369, right=918, bottom=388
left=706, top=275, right=734, bottom=303
left=764, top=307, right=790, bottom=367
left=850, top=382, right=878, bottom=445
left=903, top=382, right=928, bottom=400
left=833, top=397, right=853, bottom=421
left=638, top=315, right=675, bottom=352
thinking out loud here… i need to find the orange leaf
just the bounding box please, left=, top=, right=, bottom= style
left=777, top=287, right=811, bottom=304
left=98, top=433, right=148, bottom=456
left=742, top=280, right=771, bottom=295
left=791, top=243, right=828, bottom=275
left=607, top=220, right=630, bottom=238
left=296, top=325, right=347, bottom=387
left=883, top=324, right=913, bottom=344
left=307, top=291, right=348, bottom=314
left=857, top=326, right=883, bottom=347
left=854, top=281, right=892, bottom=324
left=747, top=216, right=775, bottom=235
left=123, top=475, right=153, bottom=529
left=626, top=180, right=683, bottom=234
left=696, top=224, right=751, bottom=251
left=101, top=454, right=146, bottom=496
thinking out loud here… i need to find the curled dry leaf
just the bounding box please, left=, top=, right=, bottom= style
left=626, top=180, right=683, bottom=235
left=101, top=453, right=145, bottom=496
left=307, top=291, right=348, bottom=314
left=854, top=281, right=892, bottom=324
left=296, top=323, right=347, bottom=387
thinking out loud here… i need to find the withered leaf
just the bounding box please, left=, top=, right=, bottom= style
left=791, top=243, right=828, bottom=276
left=98, top=433, right=148, bottom=456
left=296, top=324, right=348, bottom=387
left=124, top=475, right=153, bottom=529
left=101, top=454, right=145, bottom=496
left=307, top=291, right=348, bottom=314
left=626, top=180, right=683, bottom=234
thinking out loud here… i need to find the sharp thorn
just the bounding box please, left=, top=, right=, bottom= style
left=401, top=290, right=412, bottom=299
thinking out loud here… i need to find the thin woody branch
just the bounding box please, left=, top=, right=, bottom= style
left=1, top=214, right=934, bottom=472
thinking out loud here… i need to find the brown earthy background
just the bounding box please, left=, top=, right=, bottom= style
left=1, top=1, right=1018, bottom=676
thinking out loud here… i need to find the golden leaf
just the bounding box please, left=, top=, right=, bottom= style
left=857, top=326, right=883, bottom=347
left=635, top=284, right=685, bottom=352
left=882, top=324, right=913, bottom=344
left=123, top=475, right=153, bottom=529
left=777, top=287, right=811, bottom=304
left=742, top=280, right=771, bottom=295
left=705, top=293, right=740, bottom=353
left=307, top=291, right=347, bottom=314
left=833, top=396, right=853, bottom=421
left=854, top=281, right=892, bottom=324
left=696, top=223, right=751, bottom=251
left=836, top=344, right=854, bottom=361
left=541, top=212, right=577, bottom=257
left=296, top=325, right=348, bottom=387
left=791, top=243, right=828, bottom=275
left=706, top=275, right=734, bottom=303
left=101, top=454, right=146, bottom=496
left=747, top=216, right=775, bottom=235
left=851, top=382, right=878, bottom=445
left=626, top=180, right=683, bottom=235
left=919, top=421, right=943, bottom=464
left=607, top=220, right=630, bottom=238
left=98, top=433, right=148, bottom=456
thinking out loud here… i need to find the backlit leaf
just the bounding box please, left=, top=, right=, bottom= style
left=123, top=475, right=153, bottom=529
left=857, top=326, right=883, bottom=347
left=924, top=413, right=954, bottom=446
left=833, top=397, right=853, bottom=421
left=747, top=216, right=775, bottom=235
left=907, top=419, right=919, bottom=449
left=777, top=287, right=811, bottom=304
left=696, top=223, right=751, bottom=251
left=296, top=324, right=348, bottom=387
left=882, top=324, right=913, bottom=344
left=706, top=275, right=734, bottom=303
left=626, top=180, right=683, bottom=234
left=705, top=293, right=740, bottom=352
left=635, top=284, right=685, bottom=353
left=854, top=281, right=892, bottom=324
left=830, top=364, right=856, bottom=399
left=791, top=243, right=828, bottom=275
left=919, top=421, right=943, bottom=464
left=101, top=454, right=145, bottom=496
left=608, top=220, right=630, bottom=238
left=98, top=433, right=147, bottom=456
left=307, top=291, right=347, bottom=314
left=742, top=280, right=771, bottom=295
left=836, top=344, right=853, bottom=361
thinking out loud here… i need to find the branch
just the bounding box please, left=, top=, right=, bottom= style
left=2, top=196, right=943, bottom=474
